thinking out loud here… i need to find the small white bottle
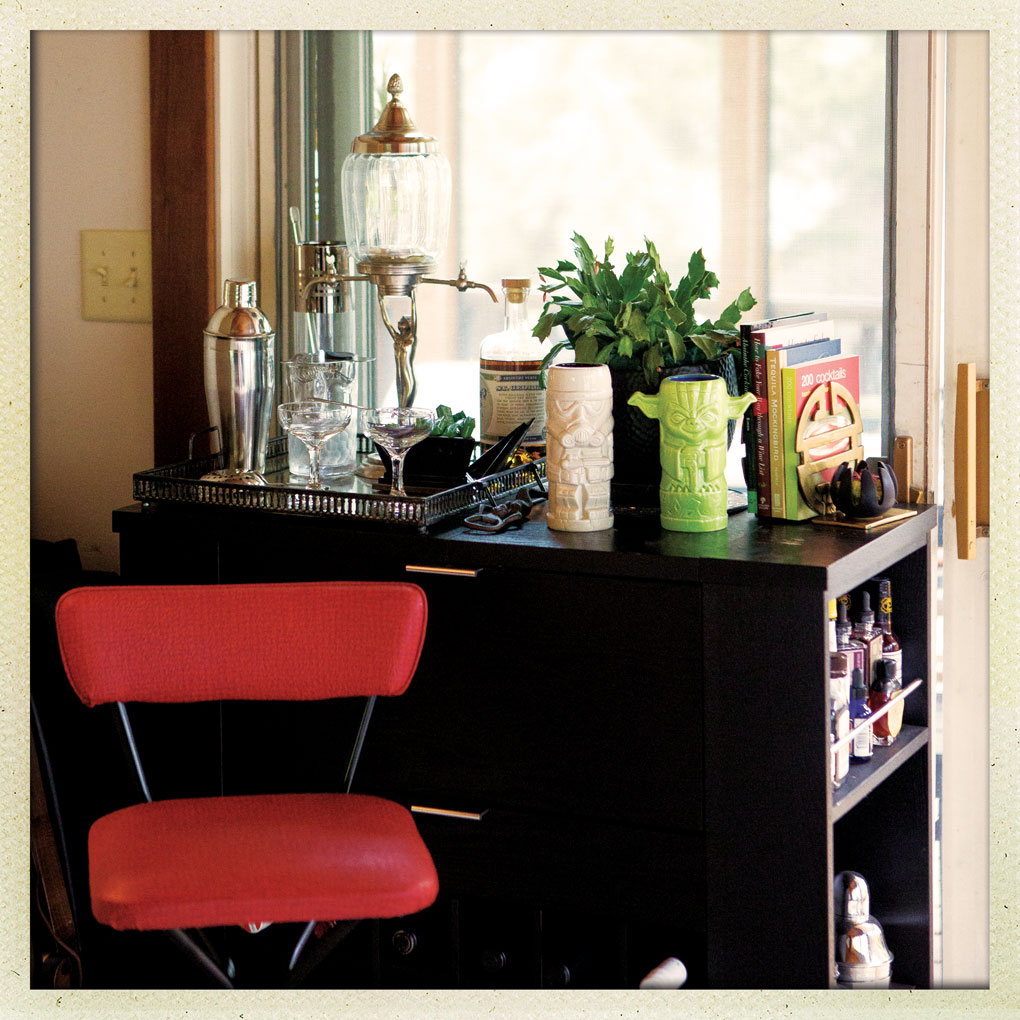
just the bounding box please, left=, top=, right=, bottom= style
left=479, top=278, right=567, bottom=458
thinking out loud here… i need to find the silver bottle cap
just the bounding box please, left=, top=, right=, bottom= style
left=204, top=279, right=274, bottom=339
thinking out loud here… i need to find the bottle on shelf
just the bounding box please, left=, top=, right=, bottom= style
left=848, top=667, right=874, bottom=762
left=869, top=657, right=904, bottom=746
left=828, top=599, right=838, bottom=652
left=830, top=653, right=851, bottom=788
left=835, top=599, right=866, bottom=694
left=479, top=278, right=569, bottom=459
left=852, top=591, right=884, bottom=685
left=874, top=577, right=903, bottom=677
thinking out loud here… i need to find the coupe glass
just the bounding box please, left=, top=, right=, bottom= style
left=366, top=407, right=437, bottom=496
left=277, top=401, right=353, bottom=489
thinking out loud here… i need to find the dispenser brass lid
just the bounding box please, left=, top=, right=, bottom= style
left=351, top=75, right=440, bottom=154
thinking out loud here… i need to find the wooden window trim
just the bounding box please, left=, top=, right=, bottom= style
left=149, top=30, right=217, bottom=465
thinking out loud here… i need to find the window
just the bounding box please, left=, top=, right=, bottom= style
left=291, top=30, right=891, bottom=476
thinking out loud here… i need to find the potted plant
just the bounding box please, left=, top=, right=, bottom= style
left=533, top=232, right=756, bottom=490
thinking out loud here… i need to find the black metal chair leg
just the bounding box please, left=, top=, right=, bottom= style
left=166, top=929, right=234, bottom=988
left=287, top=919, right=361, bottom=987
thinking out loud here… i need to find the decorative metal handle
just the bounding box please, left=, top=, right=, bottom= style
left=953, top=362, right=989, bottom=559
left=404, top=564, right=481, bottom=578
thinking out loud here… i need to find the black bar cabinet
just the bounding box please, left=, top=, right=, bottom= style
left=111, top=499, right=937, bottom=990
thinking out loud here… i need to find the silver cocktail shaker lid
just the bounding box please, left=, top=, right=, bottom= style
left=204, top=279, right=274, bottom=339
left=834, top=870, right=870, bottom=924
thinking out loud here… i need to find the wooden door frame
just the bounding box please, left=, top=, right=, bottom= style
left=149, top=30, right=217, bottom=466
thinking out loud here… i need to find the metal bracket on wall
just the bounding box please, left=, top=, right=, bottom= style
left=953, top=363, right=990, bottom=559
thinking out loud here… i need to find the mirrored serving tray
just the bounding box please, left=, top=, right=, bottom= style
left=132, top=436, right=546, bottom=533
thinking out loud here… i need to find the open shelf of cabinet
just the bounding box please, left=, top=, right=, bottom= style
left=110, top=498, right=937, bottom=989
left=832, top=724, right=928, bottom=821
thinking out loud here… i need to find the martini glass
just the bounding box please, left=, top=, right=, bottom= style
left=366, top=407, right=437, bottom=496
left=277, top=401, right=353, bottom=489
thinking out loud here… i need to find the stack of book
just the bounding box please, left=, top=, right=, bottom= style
left=739, top=313, right=859, bottom=520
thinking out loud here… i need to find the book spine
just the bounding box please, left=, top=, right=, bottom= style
left=782, top=367, right=815, bottom=520
left=752, top=338, right=771, bottom=516
left=739, top=324, right=756, bottom=513
left=766, top=348, right=786, bottom=517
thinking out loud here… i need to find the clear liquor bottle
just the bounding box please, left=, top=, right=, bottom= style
left=479, top=278, right=568, bottom=458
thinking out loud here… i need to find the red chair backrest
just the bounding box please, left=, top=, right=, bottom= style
left=56, top=582, right=427, bottom=707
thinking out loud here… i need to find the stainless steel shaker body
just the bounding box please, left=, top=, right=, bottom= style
left=203, top=280, right=275, bottom=479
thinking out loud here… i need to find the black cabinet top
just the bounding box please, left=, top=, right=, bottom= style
left=115, top=501, right=936, bottom=595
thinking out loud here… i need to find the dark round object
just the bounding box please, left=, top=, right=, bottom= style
left=830, top=459, right=898, bottom=518
left=608, top=350, right=740, bottom=488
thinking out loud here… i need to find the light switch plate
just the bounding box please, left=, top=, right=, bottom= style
left=80, top=229, right=153, bottom=323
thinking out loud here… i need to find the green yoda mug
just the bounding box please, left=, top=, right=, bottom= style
left=628, top=374, right=755, bottom=532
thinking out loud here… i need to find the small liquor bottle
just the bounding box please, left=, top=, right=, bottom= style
left=874, top=577, right=903, bottom=677
left=828, top=599, right=838, bottom=652
left=870, top=658, right=904, bottom=747
left=836, top=600, right=866, bottom=697
left=852, top=591, right=885, bottom=685
left=479, top=278, right=566, bottom=458
left=830, top=653, right=851, bottom=787
left=848, top=667, right=874, bottom=762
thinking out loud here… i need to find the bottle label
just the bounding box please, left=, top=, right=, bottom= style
left=852, top=720, right=873, bottom=759
left=880, top=595, right=893, bottom=616
left=480, top=365, right=546, bottom=446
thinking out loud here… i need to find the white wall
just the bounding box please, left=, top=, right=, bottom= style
left=31, top=31, right=153, bottom=573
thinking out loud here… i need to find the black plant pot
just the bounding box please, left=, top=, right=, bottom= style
left=375, top=435, right=477, bottom=488
left=609, top=351, right=741, bottom=511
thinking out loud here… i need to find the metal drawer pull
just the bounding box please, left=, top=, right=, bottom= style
left=405, top=565, right=481, bottom=578
left=411, top=805, right=487, bottom=821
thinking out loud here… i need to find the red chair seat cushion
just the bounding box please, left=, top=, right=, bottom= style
left=88, top=793, right=438, bottom=931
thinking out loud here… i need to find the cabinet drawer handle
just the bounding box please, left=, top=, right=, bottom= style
left=405, top=565, right=481, bottom=578
left=411, top=804, right=487, bottom=821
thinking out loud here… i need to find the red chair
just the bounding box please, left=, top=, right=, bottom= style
left=54, top=581, right=438, bottom=987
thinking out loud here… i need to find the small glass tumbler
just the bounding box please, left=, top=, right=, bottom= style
left=284, top=354, right=368, bottom=480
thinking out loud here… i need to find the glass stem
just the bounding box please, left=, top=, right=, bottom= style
left=307, top=442, right=323, bottom=487
left=391, top=452, right=407, bottom=495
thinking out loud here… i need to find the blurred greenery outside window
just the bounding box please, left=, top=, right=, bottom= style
left=294, top=31, right=890, bottom=473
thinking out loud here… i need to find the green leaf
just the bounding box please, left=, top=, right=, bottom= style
left=687, top=249, right=706, bottom=283
left=532, top=311, right=559, bottom=340
left=595, top=342, right=618, bottom=364
left=572, top=232, right=598, bottom=273
left=556, top=260, right=578, bottom=273
left=574, top=334, right=599, bottom=364
left=619, top=255, right=651, bottom=301
left=664, top=327, right=684, bottom=363
left=690, top=333, right=720, bottom=359
left=624, top=305, right=649, bottom=342
left=643, top=344, right=665, bottom=386
left=618, top=334, right=634, bottom=359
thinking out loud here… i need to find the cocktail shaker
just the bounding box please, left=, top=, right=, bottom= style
left=202, top=280, right=275, bottom=482
left=833, top=870, right=893, bottom=988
